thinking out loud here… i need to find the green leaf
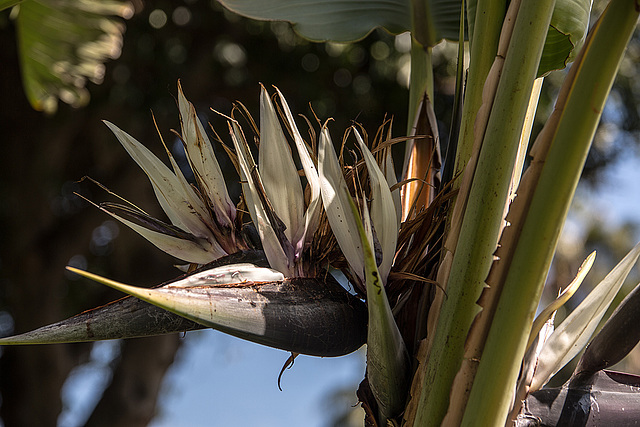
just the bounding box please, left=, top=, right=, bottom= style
left=411, top=0, right=466, bottom=47
left=530, top=242, right=640, bottom=391
left=15, top=0, right=133, bottom=113
left=538, top=0, right=592, bottom=76
left=0, top=0, right=21, bottom=11
left=218, top=0, right=411, bottom=42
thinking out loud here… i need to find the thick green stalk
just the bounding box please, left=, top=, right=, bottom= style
left=452, top=0, right=506, bottom=182
left=412, top=0, right=556, bottom=425
left=463, top=2, right=640, bottom=425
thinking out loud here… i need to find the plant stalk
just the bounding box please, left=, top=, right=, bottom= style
left=462, top=1, right=640, bottom=424
left=412, top=0, right=557, bottom=424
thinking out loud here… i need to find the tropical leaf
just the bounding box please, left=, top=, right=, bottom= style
left=538, top=0, right=592, bottom=76
left=217, top=0, right=412, bottom=42
left=14, top=0, right=133, bottom=113
left=0, top=0, right=21, bottom=11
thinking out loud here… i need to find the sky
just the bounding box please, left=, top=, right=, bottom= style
left=58, top=329, right=366, bottom=427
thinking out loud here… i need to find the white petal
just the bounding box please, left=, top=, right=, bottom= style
left=101, top=205, right=221, bottom=264
left=354, top=129, right=398, bottom=283
left=275, top=87, right=322, bottom=250
left=229, top=121, right=292, bottom=276
left=258, top=87, right=304, bottom=243
left=171, top=263, right=285, bottom=287
left=177, top=82, right=236, bottom=228
left=384, top=147, right=402, bottom=231
left=104, top=121, right=217, bottom=246
left=318, top=126, right=364, bottom=281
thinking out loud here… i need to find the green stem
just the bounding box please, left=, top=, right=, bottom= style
left=463, top=2, right=640, bottom=424
left=453, top=0, right=507, bottom=186
left=413, top=0, right=557, bottom=424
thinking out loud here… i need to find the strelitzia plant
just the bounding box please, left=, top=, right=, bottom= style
left=3, top=0, right=640, bottom=425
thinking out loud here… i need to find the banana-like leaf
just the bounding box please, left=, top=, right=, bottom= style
left=530, top=241, right=640, bottom=392
left=177, top=81, right=236, bottom=230
left=217, top=0, right=412, bottom=42
left=14, top=0, right=133, bottom=113
left=258, top=86, right=305, bottom=245
left=538, top=0, right=592, bottom=76
left=349, top=194, right=409, bottom=421
left=62, top=264, right=367, bottom=357
left=318, top=126, right=364, bottom=282
left=576, top=278, right=640, bottom=378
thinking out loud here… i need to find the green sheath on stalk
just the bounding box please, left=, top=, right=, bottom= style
left=413, top=0, right=558, bottom=424
left=350, top=198, right=410, bottom=422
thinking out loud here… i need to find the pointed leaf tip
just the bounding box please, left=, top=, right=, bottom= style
left=531, top=242, right=640, bottom=391
left=354, top=128, right=398, bottom=283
